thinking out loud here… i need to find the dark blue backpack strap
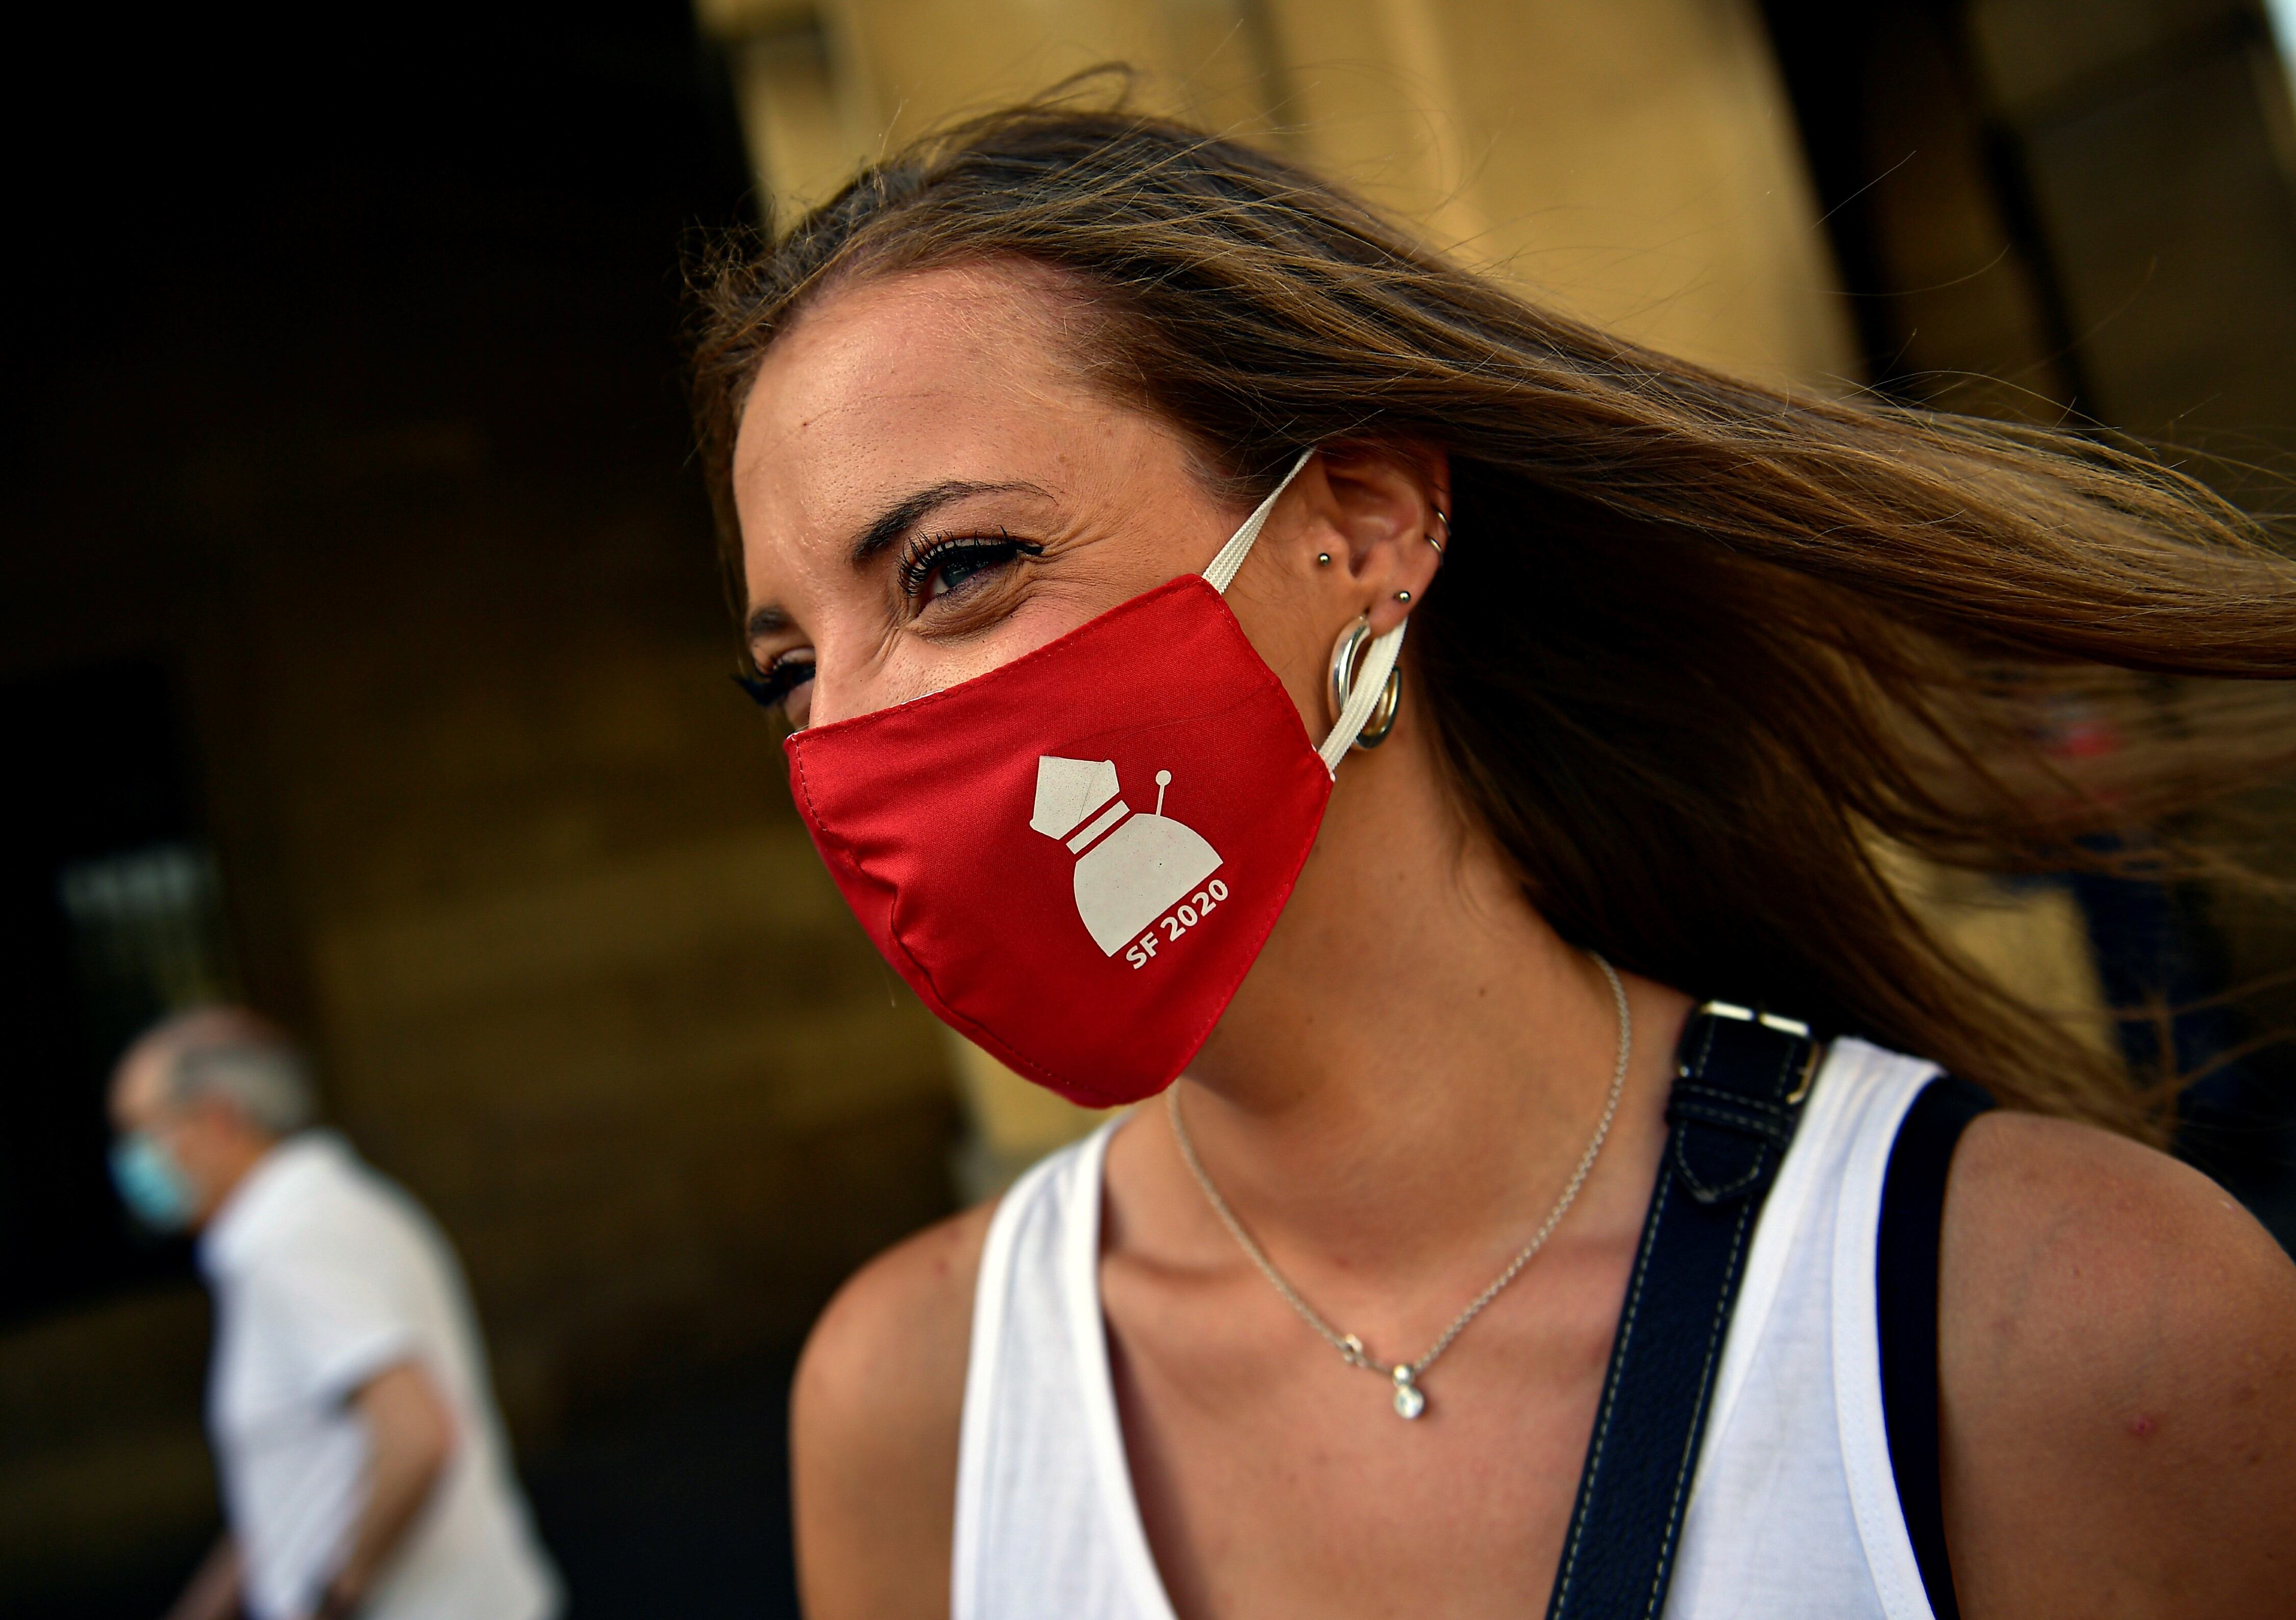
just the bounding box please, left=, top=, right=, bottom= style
left=1545, top=1002, right=1823, bottom=1620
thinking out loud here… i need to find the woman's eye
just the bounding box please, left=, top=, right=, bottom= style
left=925, top=547, right=996, bottom=599
left=899, top=533, right=1042, bottom=605
left=733, top=655, right=814, bottom=715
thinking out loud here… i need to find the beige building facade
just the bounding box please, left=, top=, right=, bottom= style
left=698, top=0, right=1857, bottom=385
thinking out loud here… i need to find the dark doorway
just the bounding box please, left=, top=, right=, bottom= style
left=0, top=662, right=229, bottom=1318
left=4, top=5, right=815, bottom=1616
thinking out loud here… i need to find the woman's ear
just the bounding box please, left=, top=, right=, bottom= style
left=1314, top=442, right=1449, bottom=635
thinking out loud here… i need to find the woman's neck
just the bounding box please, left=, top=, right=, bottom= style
left=1172, top=719, right=1689, bottom=1281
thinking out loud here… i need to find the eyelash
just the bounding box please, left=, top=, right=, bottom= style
left=733, top=656, right=813, bottom=712
left=896, top=529, right=1043, bottom=603
left=736, top=529, right=1042, bottom=713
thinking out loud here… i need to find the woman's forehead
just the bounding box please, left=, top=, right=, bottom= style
left=731, top=265, right=1133, bottom=565
left=738, top=264, right=1099, bottom=461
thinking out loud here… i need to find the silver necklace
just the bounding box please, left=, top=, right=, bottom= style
left=1167, top=953, right=1631, bottom=1422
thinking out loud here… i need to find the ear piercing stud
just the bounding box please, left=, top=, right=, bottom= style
left=1395, top=590, right=1412, bottom=603
left=1316, top=552, right=1332, bottom=567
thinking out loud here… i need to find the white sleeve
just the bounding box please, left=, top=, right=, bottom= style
left=248, top=1244, right=419, bottom=1405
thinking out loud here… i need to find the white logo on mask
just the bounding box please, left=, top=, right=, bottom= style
left=1030, top=755, right=1224, bottom=956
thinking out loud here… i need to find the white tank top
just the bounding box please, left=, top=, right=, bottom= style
left=953, top=1037, right=1945, bottom=1620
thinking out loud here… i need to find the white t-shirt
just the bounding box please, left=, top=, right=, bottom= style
left=198, top=1133, right=561, bottom=1620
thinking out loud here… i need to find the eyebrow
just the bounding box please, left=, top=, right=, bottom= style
left=847, top=478, right=1047, bottom=568
left=744, top=478, right=1050, bottom=645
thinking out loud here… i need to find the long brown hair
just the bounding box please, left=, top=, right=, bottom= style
left=691, top=92, right=2296, bottom=1140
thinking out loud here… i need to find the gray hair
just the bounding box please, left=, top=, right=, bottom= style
left=142, top=1007, right=320, bottom=1136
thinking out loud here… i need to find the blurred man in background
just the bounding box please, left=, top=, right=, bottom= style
left=108, top=1009, right=560, bottom=1620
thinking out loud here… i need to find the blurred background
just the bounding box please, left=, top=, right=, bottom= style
left=5, top=1, right=2293, bottom=1614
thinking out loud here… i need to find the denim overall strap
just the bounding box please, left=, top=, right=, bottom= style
left=1544, top=1002, right=1823, bottom=1620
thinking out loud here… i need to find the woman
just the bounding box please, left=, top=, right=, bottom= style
left=692, top=103, right=2296, bottom=1619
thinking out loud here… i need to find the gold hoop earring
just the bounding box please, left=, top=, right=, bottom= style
left=1328, top=616, right=1402, bottom=749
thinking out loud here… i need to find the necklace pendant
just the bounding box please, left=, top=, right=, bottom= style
left=1391, top=1364, right=1426, bottom=1421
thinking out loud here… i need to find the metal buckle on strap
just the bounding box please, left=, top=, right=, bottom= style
left=1695, top=999, right=1812, bottom=1038
left=1686, top=1000, right=1824, bottom=1104
left=1784, top=1043, right=1823, bottom=1106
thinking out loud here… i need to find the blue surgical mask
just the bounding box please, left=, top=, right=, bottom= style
left=110, top=1133, right=198, bottom=1232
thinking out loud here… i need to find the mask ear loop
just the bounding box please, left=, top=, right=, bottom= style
left=1198, top=448, right=1410, bottom=781
left=1202, top=448, right=1317, bottom=595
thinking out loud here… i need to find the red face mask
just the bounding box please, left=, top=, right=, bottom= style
left=784, top=452, right=1404, bottom=1107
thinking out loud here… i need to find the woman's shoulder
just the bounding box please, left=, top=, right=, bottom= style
left=1940, top=1110, right=2296, bottom=1399
left=1937, top=1110, right=2296, bottom=1615
left=796, top=1195, right=1000, bottom=1435
left=789, top=1196, right=1000, bottom=1620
